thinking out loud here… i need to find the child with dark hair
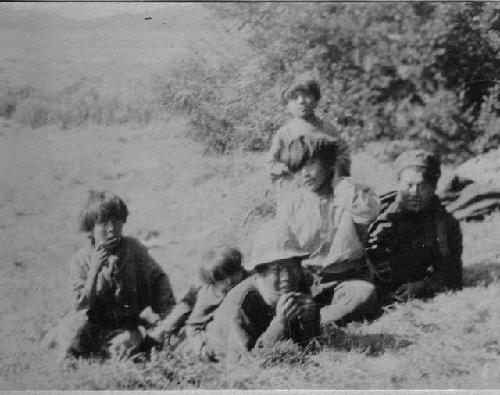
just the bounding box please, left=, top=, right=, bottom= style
left=151, top=246, right=246, bottom=360
left=276, top=135, right=380, bottom=326
left=268, top=75, right=351, bottom=203
left=78, top=191, right=129, bottom=236
left=203, top=221, right=319, bottom=364
left=55, top=191, right=175, bottom=361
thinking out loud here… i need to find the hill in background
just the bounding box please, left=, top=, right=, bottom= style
left=0, top=3, right=243, bottom=92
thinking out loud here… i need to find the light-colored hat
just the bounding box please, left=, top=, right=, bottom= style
left=281, top=73, right=321, bottom=104
left=394, top=149, right=441, bottom=182
left=245, top=221, right=309, bottom=271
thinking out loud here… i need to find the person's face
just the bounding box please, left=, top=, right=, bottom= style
left=92, top=218, right=124, bottom=248
left=286, top=90, right=318, bottom=119
left=256, top=258, right=302, bottom=305
left=397, top=168, right=436, bottom=212
left=300, top=157, right=331, bottom=193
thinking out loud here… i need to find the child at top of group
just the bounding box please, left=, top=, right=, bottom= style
left=55, top=191, right=175, bottom=361
left=151, top=245, right=247, bottom=360
left=268, top=75, right=351, bottom=191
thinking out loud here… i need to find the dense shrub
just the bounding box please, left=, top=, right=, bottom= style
left=184, top=2, right=500, bottom=161
left=12, top=97, right=51, bottom=128
left=153, top=57, right=285, bottom=154
left=0, top=85, right=34, bottom=119
left=473, top=84, right=500, bottom=153
left=2, top=79, right=159, bottom=130
left=3, top=3, right=500, bottom=160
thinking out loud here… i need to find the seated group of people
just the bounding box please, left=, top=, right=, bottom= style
left=52, top=76, right=463, bottom=365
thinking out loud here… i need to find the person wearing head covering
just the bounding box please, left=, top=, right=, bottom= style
left=276, top=135, right=380, bottom=326
left=267, top=75, right=351, bottom=204
left=366, top=150, right=463, bottom=304
left=203, top=221, right=320, bottom=363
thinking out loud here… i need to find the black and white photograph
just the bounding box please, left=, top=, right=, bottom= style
left=1, top=1, right=500, bottom=390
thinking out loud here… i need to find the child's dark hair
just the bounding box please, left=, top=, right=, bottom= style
left=199, top=246, right=243, bottom=285
left=78, top=190, right=128, bottom=233
left=282, top=78, right=321, bottom=105
left=280, top=135, right=338, bottom=173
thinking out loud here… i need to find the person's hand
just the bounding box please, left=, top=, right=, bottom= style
left=188, top=334, right=205, bottom=354
left=92, top=237, right=120, bottom=273
left=93, top=250, right=120, bottom=295
left=107, top=329, right=142, bottom=360
left=147, top=325, right=166, bottom=343
left=99, top=237, right=121, bottom=254
left=394, top=281, right=426, bottom=301
left=99, top=259, right=115, bottom=282
left=292, top=293, right=316, bottom=320
left=276, top=162, right=291, bottom=175
left=199, top=344, right=218, bottom=362
left=139, top=306, right=160, bottom=328
left=271, top=163, right=291, bottom=180
left=292, top=292, right=314, bottom=307
left=90, top=245, right=109, bottom=273
left=276, top=292, right=303, bottom=322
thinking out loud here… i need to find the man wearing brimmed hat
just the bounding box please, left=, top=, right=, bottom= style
left=268, top=74, right=351, bottom=204
left=203, top=221, right=320, bottom=363
left=366, top=149, right=463, bottom=304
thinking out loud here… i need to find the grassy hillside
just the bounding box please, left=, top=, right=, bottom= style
left=0, top=4, right=246, bottom=129
left=1, top=3, right=500, bottom=390
left=1, top=119, right=500, bottom=389
left=0, top=4, right=240, bottom=91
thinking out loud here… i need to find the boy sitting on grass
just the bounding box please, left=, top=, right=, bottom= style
left=56, top=191, right=175, bottom=361
left=268, top=75, right=351, bottom=202
left=151, top=246, right=247, bottom=361
left=203, top=221, right=320, bottom=364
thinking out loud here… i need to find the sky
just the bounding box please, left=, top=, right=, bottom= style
left=2, top=2, right=194, bottom=21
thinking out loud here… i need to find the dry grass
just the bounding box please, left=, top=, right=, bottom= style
left=1, top=118, right=500, bottom=390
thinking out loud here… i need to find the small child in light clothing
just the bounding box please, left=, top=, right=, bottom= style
left=268, top=76, right=351, bottom=203
left=152, top=246, right=246, bottom=360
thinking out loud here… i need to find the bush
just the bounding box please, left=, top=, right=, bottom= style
left=0, top=85, right=34, bottom=119
left=472, top=84, right=500, bottom=154
left=13, top=97, right=51, bottom=128
left=3, top=79, right=160, bottom=130
left=4, top=3, right=500, bottom=161
left=153, top=56, right=284, bottom=154
left=175, top=2, right=500, bottom=161
left=364, top=140, right=421, bottom=163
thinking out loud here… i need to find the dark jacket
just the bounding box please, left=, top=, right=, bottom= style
left=366, top=191, right=463, bottom=298
left=70, top=236, right=175, bottom=327
left=205, top=276, right=320, bottom=362
left=157, top=283, right=231, bottom=336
